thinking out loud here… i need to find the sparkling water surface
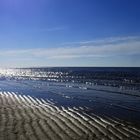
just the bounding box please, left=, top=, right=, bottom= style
left=0, top=67, right=140, bottom=123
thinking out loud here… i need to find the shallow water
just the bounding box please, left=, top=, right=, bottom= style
left=0, top=67, right=140, bottom=124
left=0, top=79, right=140, bottom=124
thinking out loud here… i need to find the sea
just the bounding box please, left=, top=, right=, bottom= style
left=0, top=67, right=140, bottom=124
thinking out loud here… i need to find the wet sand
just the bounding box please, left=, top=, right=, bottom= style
left=0, top=91, right=140, bottom=140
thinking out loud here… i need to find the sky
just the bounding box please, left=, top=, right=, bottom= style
left=0, top=0, right=140, bottom=67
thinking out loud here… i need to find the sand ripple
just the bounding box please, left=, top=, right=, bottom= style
left=0, top=91, right=140, bottom=140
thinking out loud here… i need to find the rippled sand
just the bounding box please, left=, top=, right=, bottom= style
left=0, top=91, right=140, bottom=140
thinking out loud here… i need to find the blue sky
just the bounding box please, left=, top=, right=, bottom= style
left=0, top=0, right=140, bottom=67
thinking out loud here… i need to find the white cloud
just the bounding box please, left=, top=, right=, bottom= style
left=0, top=36, right=140, bottom=59
left=61, top=36, right=140, bottom=45
left=33, top=26, right=67, bottom=32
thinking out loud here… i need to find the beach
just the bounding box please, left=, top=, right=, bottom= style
left=0, top=91, right=140, bottom=140
left=0, top=0, right=140, bottom=138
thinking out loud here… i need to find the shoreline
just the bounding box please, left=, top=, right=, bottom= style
left=0, top=91, right=140, bottom=140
